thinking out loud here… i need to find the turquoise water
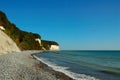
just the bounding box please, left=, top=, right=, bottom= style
left=35, top=50, right=120, bottom=80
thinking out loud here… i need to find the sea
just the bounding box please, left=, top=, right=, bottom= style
left=34, top=50, right=120, bottom=80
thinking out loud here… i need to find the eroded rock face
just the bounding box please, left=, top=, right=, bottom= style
left=50, top=45, right=60, bottom=50
left=0, top=30, right=20, bottom=54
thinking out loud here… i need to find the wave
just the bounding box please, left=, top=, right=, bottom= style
left=33, top=55, right=100, bottom=80
left=99, top=69, right=120, bottom=75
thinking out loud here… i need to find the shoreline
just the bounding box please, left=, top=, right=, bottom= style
left=31, top=51, right=101, bottom=80
left=0, top=51, right=72, bottom=80
left=31, top=52, right=73, bottom=80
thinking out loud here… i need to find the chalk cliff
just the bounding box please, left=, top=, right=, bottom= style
left=0, top=10, right=59, bottom=51
left=0, top=30, right=20, bottom=54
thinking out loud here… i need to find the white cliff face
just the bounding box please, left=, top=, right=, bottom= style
left=50, top=45, right=59, bottom=50
left=0, top=30, right=20, bottom=54
left=35, top=38, right=41, bottom=46
left=0, top=26, right=5, bottom=31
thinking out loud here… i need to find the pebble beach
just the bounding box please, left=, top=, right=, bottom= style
left=0, top=51, right=72, bottom=80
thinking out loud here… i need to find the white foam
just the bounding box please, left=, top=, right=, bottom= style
left=34, top=55, right=100, bottom=80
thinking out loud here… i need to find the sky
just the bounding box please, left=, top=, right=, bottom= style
left=0, top=0, right=120, bottom=50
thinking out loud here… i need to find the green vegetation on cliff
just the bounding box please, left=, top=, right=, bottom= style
left=41, top=40, right=59, bottom=50
left=0, top=11, right=59, bottom=50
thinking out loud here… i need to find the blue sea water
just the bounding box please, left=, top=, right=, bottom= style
left=34, top=50, right=120, bottom=80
